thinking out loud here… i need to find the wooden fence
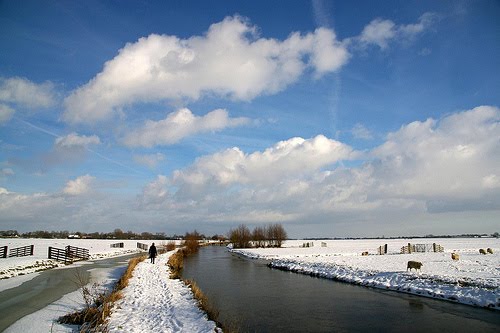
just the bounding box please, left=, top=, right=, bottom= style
left=400, top=243, right=444, bottom=254
left=1, top=245, right=35, bottom=258
left=377, top=244, right=388, bottom=255
left=110, top=242, right=124, bottom=248
left=9, top=245, right=34, bottom=258
left=48, top=245, right=89, bottom=264
left=48, top=246, right=71, bottom=264
left=137, top=242, right=148, bottom=250
left=66, top=245, right=90, bottom=260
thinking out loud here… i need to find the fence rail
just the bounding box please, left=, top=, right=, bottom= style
left=66, top=245, right=90, bottom=260
left=48, top=245, right=90, bottom=264
left=9, top=245, right=34, bottom=258
left=137, top=242, right=148, bottom=250
left=401, top=243, right=444, bottom=254
left=48, top=246, right=71, bottom=264
left=377, top=244, right=388, bottom=255
left=1, top=245, right=35, bottom=258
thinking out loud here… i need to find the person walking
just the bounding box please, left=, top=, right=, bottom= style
left=149, top=242, right=158, bottom=264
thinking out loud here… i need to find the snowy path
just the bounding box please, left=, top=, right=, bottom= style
left=107, top=251, right=218, bottom=333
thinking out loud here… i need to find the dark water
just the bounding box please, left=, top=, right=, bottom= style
left=0, top=253, right=139, bottom=332
left=183, top=246, right=500, bottom=333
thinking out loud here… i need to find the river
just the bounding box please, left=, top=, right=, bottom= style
left=0, top=253, right=139, bottom=332
left=182, top=246, right=500, bottom=333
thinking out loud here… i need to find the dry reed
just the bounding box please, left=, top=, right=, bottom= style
left=58, top=254, right=147, bottom=331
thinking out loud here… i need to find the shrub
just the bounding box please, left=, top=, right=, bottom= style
left=166, top=240, right=177, bottom=251
left=183, top=230, right=201, bottom=254
left=167, top=250, right=184, bottom=279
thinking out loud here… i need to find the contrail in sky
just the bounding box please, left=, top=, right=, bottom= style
left=312, top=0, right=342, bottom=140
left=14, top=116, right=145, bottom=175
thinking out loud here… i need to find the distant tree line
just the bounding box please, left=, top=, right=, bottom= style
left=0, top=229, right=227, bottom=240
left=229, top=223, right=288, bottom=249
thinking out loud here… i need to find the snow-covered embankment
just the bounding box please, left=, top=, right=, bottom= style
left=233, top=238, right=500, bottom=310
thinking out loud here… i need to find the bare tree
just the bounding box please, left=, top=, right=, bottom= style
left=266, top=223, right=287, bottom=247
left=229, top=224, right=252, bottom=248
left=252, top=226, right=266, bottom=248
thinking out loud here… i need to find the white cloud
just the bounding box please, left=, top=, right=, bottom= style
left=63, top=174, right=95, bottom=195
left=351, top=123, right=373, bottom=140
left=358, top=12, right=436, bottom=49
left=63, top=16, right=349, bottom=124
left=137, top=106, right=499, bottom=230
left=371, top=106, right=500, bottom=202
left=1, top=106, right=498, bottom=236
left=359, top=18, right=396, bottom=49
left=55, top=132, right=101, bottom=149
left=123, top=108, right=249, bottom=147
left=133, top=153, right=166, bottom=169
left=0, top=103, right=15, bottom=123
left=0, top=77, right=56, bottom=109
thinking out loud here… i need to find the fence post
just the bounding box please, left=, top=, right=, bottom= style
left=408, top=243, right=412, bottom=254
left=1, top=246, right=7, bottom=258
left=48, top=246, right=52, bottom=259
left=384, top=244, right=388, bottom=254
left=30, top=244, right=34, bottom=256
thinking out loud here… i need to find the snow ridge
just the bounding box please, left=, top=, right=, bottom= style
left=268, top=259, right=499, bottom=309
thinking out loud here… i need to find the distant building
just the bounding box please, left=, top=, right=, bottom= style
left=68, top=234, right=80, bottom=239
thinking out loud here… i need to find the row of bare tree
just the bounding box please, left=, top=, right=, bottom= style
left=229, top=223, right=287, bottom=249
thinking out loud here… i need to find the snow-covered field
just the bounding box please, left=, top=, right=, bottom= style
left=0, top=238, right=173, bottom=283
left=1, top=237, right=498, bottom=332
left=233, top=238, right=500, bottom=310
left=0, top=239, right=217, bottom=333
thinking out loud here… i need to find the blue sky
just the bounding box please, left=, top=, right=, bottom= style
left=0, top=0, right=499, bottom=237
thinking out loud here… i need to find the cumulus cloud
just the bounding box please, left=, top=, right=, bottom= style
left=172, top=135, right=356, bottom=190
left=123, top=108, right=249, bottom=147
left=137, top=106, right=500, bottom=231
left=371, top=105, right=500, bottom=201
left=63, top=16, right=349, bottom=124
left=0, top=77, right=56, bottom=109
left=357, top=12, right=436, bottom=49
left=0, top=104, right=15, bottom=123
left=63, top=174, right=95, bottom=195
left=1, top=106, right=498, bottom=236
left=133, top=153, right=166, bottom=169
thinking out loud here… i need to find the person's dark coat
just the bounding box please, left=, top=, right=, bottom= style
left=149, top=244, right=157, bottom=258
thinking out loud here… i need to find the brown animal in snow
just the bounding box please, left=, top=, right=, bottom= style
left=479, top=249, right=487, bottom=255
left=451, top=253, right=459, bottom=261
left=407, top=260, right=423, bottom=272
left=487, top=248, right=494, bottom=254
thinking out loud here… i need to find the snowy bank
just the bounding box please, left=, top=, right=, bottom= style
left=233, top=238, right=499, bottom=310
left=107, top=251, right=219, bottom=333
